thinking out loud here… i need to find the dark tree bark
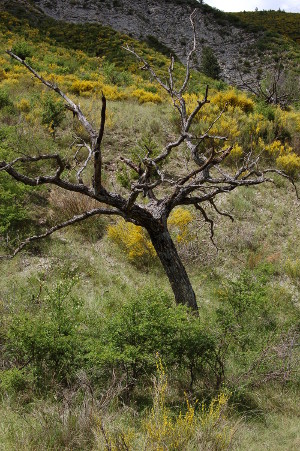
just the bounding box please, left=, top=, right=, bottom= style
left=147, top=225, right=198, bottom=311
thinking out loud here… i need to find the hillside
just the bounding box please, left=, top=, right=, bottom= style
left=2, top=0, right=299, bottom=89
left=233, top=10, right=300, bottom=45
left=0, top=2, right=300, bottom=450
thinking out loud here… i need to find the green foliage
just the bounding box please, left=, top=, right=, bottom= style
left=41, top=92, right=66, bottom=130
left=5, top=279, right=83, bottom=386
left=87, top=289, right=215, bottom=388
left=0, top=368, right=33, bottom=397
left=0, top=88, right=12, bottom=109
left=11, top=41, right=33, bottom=60
left=102, top=61, right=133, bottom=86
left=216, top=269, right=276, bottom=355
left=0, top=172, right=31, bottom=234
left=200, top=47, right=221, bottom=80
left=233, top=11, right=300, bottom=45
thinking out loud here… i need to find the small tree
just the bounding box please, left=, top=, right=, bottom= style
left=0, top=13, right=297, bottom=313
left=200, top=46, right=221, bottom=80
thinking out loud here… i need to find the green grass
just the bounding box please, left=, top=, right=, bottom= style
left=0, top=4, right=300, bottom=449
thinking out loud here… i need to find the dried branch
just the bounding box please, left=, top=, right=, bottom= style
left=185, top=85, right=209, bottom=131
left=6, top=50, right=96, bottom=139
left=179, top=10, right=198, bottom=95
left=122, top=45, right=170, bottom=93
left=1, top=208, right=123, bottom=259
left=74, top=140, right=93, bottom=184
left=0, top=154, right=65, bottom=185
left=209, top=199, right=234, bottom=222
left=120, top=157, right=141, bottom=175
left=195, top=203, right=217, bottom=247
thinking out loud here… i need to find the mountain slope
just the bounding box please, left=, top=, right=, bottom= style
left=3, top=0, right=298, bottom=88
left=233, top=11, right=300, bottom=45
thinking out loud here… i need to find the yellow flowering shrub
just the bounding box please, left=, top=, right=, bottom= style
left=199, top=392, right=234, bottom=450
left=143, top=359, right=197, bottom=449
left=70, top=79, right=99, bottom=95
left=244, top=112, right=270, bottom=137
left=143, top=358, right=234, bottom=450
left=264, top=139, right=293, bottom=157
left=0, top=69, right=7, bottom=82
left=16, top=98, right=30, bottom=113
left=276, top=153, right=300, bottom=177
left=230, top=143, right=243, bottom=159
left=168, top=207, right=194, bottom=243
left=131, top=88, right=162, bottom=104
left=107, top=219, right=156, bottom=262
left=102, top=84, right=126, bottom=100
left=211, top=89, right=254, bottom=113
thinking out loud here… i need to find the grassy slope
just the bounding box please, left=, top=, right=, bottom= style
left=0, top=5, right=300, bottom=451
left=233, top=11, right=300, bottom=45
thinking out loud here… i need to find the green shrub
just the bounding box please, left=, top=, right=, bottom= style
left=5, top=279, right=84, bottom=387
left=0, top=368, right=33, bottom=397
left=216, top=269, right=276, bottom=357
left=11, top=41, right=33, bottom=60
left=87, top=289, right=215, bottom=390
left=0, top=89, right=12, bottom=109
left=200, top=46, right=221, bottom=80
left=0, top=172, right=31, bottom=235
left=41, top=92, right=66, bottom=131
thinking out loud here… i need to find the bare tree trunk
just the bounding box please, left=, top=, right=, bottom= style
left=147, top=227, right=198, bottom=312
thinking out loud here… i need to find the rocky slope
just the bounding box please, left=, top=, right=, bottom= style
left=2, top=0, right=296, bottom=86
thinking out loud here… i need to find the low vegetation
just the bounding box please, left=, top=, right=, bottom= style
left=0, top=4, right=299, bottom=450
left=233, top=11, right=300, bottom=45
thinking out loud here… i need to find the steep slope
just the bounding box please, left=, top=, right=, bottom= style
left=4, top=0, right=295, bottom=87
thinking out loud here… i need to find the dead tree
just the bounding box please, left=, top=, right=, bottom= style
left=0, top=13, right=297, bottom=312
left=237, top=60, right=299, bottom=108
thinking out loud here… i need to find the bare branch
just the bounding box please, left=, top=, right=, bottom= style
left=262, top=169, right=299, bottom=199
left=179, top=10, right=198, bottom=95
left=0, top=154, right=65, bottom=184
left=73, top=140, right=93, bottom=184
left=209, top=199, right=234, bottom=222
left=153, top=134, right=186, bottom=163
left=120, top=157, right=141, bottom=175
left=168, top=55, right=175, bottom=94
left=1, top=208, right=123, bottom=259
left=195, top=203, right=217, bottom=248
left=185, top=85, right=209, bottom=131
left=122, top=45, right=170, bottom=93
left=6, top=50, right=96, bottom=139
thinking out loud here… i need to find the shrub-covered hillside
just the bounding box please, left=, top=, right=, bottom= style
left=233, top=10, right=300, bottom=45
left=0, top=7, right=300, bottom=451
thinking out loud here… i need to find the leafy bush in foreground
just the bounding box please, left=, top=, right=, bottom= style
left=4, top=279, right=83, bottom=388
left=86, top=288, right=215, bottom=390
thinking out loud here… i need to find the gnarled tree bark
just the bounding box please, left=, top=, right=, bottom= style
left=147, top=225, right=198, bottom=311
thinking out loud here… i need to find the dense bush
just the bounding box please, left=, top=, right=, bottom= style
left=4, top=280, right=84, bottom=387
left=200, top=46, right=221, bottom=80
left=86, top=288, right=216, bottom=391
left=11, top=41, right=33, bottom=60
left=0, top=172, right=31, bottom=235
left=41, top=92, right=66, bottom=131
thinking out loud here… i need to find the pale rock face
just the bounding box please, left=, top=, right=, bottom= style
left=21, top=0, right=268, bottom=85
